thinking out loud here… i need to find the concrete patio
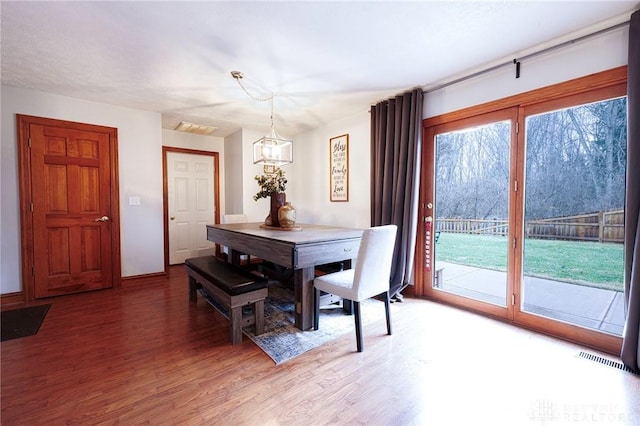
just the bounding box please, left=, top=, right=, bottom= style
left=435, top=261, right=625, bottom=335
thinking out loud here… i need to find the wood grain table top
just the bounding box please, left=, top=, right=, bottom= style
left=207, top=222, right=363, bottom=245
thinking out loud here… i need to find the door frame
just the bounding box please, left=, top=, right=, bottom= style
left=162, top=146, right=220, bottom=271
left=419, top=107, right=518, bottom=322
left=17, top=115, right=121, bottom=302
left=416, top=67, right=627, bottom=354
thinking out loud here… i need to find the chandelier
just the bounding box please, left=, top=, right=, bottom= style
left=231, top=71, right=293, bottom=166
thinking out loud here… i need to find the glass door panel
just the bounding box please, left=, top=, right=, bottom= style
left=522, top=97, right=626, bottom=335
left=434, top=120, right=511, bottom=306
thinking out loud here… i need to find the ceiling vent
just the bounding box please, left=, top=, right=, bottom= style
left=174, top=121, right=217, bottom=135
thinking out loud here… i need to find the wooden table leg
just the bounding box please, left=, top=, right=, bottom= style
left=229, top=249, right=242, bottom=266
left=341, top=258, right=355, bottom=314
left=294, top=266, right=315, bottom=330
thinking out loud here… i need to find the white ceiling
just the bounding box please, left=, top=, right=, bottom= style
left=1, top=1, right=638, bottom=138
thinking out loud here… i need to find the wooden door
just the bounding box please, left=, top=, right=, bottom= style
left=166, top=151, right=217, bottom=265
left=18, top=115, right=120, bottom=300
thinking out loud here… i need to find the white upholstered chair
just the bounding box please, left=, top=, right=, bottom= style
left=313, top=224, right=398, bottom=352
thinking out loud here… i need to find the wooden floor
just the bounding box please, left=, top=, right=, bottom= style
left=1, top=266, right=639, bottom=425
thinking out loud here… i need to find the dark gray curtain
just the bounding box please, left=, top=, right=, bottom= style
left=370, top=88, right=422, bottom=298
left=621, top=10, right=640, bottom=372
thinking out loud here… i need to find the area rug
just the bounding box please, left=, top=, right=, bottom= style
left=242, top=284, right=384, bottom=365
left=1, top=304, right=51, bottom=342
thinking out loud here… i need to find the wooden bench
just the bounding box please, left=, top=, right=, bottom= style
left=185, top=256, right=268, bottom=345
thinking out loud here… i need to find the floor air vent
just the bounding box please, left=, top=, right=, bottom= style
left=578, top=351, right=639, bottom=375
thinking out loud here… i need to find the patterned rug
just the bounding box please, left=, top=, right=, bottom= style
left=243, top=284, right=384, bottom=364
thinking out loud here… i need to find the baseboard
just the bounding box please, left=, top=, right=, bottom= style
left=1, top=292, right=25, bottom=307
left=2, top=272, right=168, bottom=304
left=120, top=271, right=168, bottom=287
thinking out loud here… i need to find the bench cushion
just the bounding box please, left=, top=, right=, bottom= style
left=185, top=256, right=267, bottom=296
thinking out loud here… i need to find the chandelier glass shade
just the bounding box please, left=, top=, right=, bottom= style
left=253, top=125, right=293, bottom=165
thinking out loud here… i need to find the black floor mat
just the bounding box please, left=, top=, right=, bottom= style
left=1, top=304, right=51, bottom=342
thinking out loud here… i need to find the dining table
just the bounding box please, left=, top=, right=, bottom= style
left=206, top=222, right=363, bottom=330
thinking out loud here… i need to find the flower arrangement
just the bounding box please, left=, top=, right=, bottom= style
left=253, top=168, right=287, bottom=201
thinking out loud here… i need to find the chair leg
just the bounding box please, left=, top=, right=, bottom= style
left=314, top=287, right=321, bottom=330
left=383, top=291, right=392, bottom=335
left=354, top=301, right=363, bottom=352
left=342, top=298, right=353, bottom=314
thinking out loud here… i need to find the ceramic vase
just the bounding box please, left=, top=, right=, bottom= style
left=270, top=193, right=286, bottom=227
left=278, top=202, right=296, bottom=228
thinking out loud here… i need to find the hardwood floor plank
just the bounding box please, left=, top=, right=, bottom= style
left=1, top=265, right=638, bottom=425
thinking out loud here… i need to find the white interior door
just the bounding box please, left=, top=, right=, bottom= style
left=167, top=152, right=216, bottom=265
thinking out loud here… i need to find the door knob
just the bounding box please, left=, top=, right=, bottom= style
left=94, top=216, right=110, bottom=222
left=170, top=216, right=175, bottom=220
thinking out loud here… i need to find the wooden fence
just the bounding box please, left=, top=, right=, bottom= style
left=436, top=209, right=624, bottom=243
left=437, top=218, right=509, bottom=236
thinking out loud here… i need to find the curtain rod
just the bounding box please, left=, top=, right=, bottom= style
left=423, top=19, right=631, bottom=94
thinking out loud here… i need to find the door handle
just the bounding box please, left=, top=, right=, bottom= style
left=94, top=216, right=110, bottom=222
left=170, top=216, right=175, bottom=220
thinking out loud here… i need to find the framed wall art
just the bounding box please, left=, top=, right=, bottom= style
left=329, top=134, right=349, bottom=202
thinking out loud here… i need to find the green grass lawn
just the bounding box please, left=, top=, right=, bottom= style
left=434, top=232, right=624, bottom=291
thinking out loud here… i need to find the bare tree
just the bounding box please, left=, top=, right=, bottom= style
left=435, top=96, right=626, bottom=222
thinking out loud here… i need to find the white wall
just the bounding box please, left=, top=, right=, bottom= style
left=1, top=86, right=164, bottom=293
left=425, top=24, right=629, bottom=118
left=289, top=110, right=371, bottom=229
left=223, top=130, right=243, bottom=215
left=223, top=127, right=299, bottom=223
left=220, top=109, right=371, bottom=230
left=162, top=128, right=225, bottom=153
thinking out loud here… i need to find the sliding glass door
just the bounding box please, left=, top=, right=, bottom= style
left=422, top=108, right=516, bottom=318
left=519, top=95, right=627, bottom=337
left=419, top=68, right=627, bottom=353
left=434, top=120, right=511, bottom=305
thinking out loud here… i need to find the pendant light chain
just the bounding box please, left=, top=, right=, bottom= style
left=230, top=70, right=293, bottom=166
left=231, top=70, right=273, bottom=102
left=269, top=96, right=276, bottom=135
left=231, top=70, right=277, bottom=133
